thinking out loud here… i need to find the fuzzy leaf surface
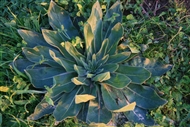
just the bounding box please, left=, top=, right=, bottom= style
left=74, top=65, right=87, bottom=76
left=84, top=23, right=94, bottom=55
left=117, top=65, right=151, bottom=84
left=107, top=52, right=131, bottom=63
left=101, top=84, right=128, bottom=111
left=48, top=1, right=79, bottom=38
left=65, top=42, right=85, bottom=65
left=27, top=98, right=55, bottom=120
left=71, top=77, right=89, bottom=85
left=113, top=102, right=136, bottom=112
left=42, top=29, right=74, bottom=60
left=103, top=1, right=122, bottom=39
left=23, top=46, right=62, bottom=67
left=50, top=72, right=77, bottom=97
left=18, top=29, right=49, bottom=48
left=124, top=106, right=155, bottom=126
left=25, top=67, right=65, bottom=88
left=10, top=59, right=33, bottom=77
left=53, top=87, right=82, bottom=121
left=96, top=39, right=109, bottom=59
left=87, top=1, right=102, bottom=33
left=87, top=99, right=112, bottom=124
left=75, top=94, right=96, bottom=104
left=107, top=23, right=123, bottom=55
left=123, top=84, right=167, bottom=109
left=49, top=50, right=75, bottom=71
left=87, top=1, right=103, bottom=53
left=92, top=72, right=110, bottom=82
left=100, top=63, right=119, bottom=73
left=77, top=102, right=89, bottom=122
left=103, top=73, right=131, bottom=89
left=127, top=56, right=172, bottom=76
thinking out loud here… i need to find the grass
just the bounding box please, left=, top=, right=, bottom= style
left=0, top=0, right=190, bottom=126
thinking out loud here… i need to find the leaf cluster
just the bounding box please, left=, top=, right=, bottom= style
left=10, top=1, right=172, bottom=126
left=0, top=0, right=190, bottom=127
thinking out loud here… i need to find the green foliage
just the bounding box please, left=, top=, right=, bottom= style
left=0, top=0, right=82, bottom=126
left=121, top=1, right=190, bottom=126
left=1, top=0, right=189, bottom=126
left=11, top=1, right=172, bottom=126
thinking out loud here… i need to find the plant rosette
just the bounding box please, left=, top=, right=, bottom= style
left=11, top=0, right=172, bottom=126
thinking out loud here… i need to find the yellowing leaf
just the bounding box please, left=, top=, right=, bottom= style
left=89, top=123, right=113, bottom=127
left=0, top=86, right=9, bottom=92
left=92, top=72, right=110, bottom=82
left=71, top=77, right=83, bottom=85
left=75, top=94, right=96, bottom=104
left=113, top=102, right=136, bottom=112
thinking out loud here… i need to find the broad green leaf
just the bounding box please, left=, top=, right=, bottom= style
left=107, top=23, right=123, bottom=55
left=48, top=1, right=79, bottom=38
left=12, top=1, right=170, bottom=125
left=77, top=86, right=97, bottom=122
left=42, top=29, right=74, bottom=60
left=100, top=63, right=119, bottom=73
left=87, top=99, right=112, bottom=124
left=96, top=55, right=109, bottom=67
left=96, top=39, right=109, bottom=59
left=103, top=73, right=131, bottom=89
left=107, top=52, right=131, bottom=63
left=84, top=23, right=94, bottom=56
left=101, top=84, right=128, bottom=111
left=18, top=29, right=49, bottom=48
left=91, top=54, right=97, bottom=68
left=23, top=46, right=62, bottom=67
left=82, top=84, right=97, bottom=97
left=87, top=1, right=102, bottom=33
left=75, top=94, right=96, bottom=104
left=127, top=56, right=172, bottom=76
left=10, top=58, right=33, bottom=78
left=124, top=106, right=155, bottom=126
left=80, top=57, right=90, bottom=71
left=74, top=65, right=87, bottom=76
left=49, top=50, right=75, bottom=71
left=103, top=1, right=122, bottom=39
left=77, top=102, right=89, bottom=122
left=51, top=72, right=77, bottom=97
left=117, top=65, right=151, bottom=84
left=53, top=87, right=82, bottom=121
left=87, top=1, right=103, bottom=53
left=27, top=98, right=55, bottom=120
left=113, top=102, right=136, bottom=112
left=93, top=20, right=103, bottom=54
left=92, top=72, right=110, bottom=82
left=123, top=84, right=167, bottom=109
left=65, top=42, right=85, bottom=65
left=25, top=67, right=65, bottom=89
